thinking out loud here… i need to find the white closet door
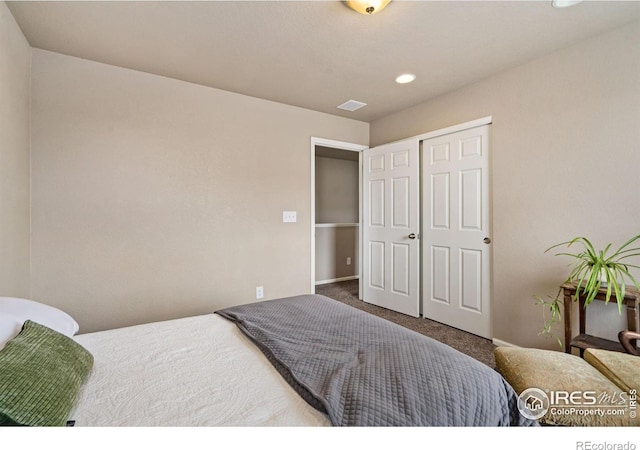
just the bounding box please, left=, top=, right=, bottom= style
left=422, top=125, right=491, bottom=338
left=362, top=139, right=420, bottom=317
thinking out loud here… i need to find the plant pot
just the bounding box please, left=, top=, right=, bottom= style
left=599, top=269, right=608, bottom=288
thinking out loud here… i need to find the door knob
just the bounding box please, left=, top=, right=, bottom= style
left=408, top=233, right=416, bottom=240
left=483, top=237, right=491, bottom=244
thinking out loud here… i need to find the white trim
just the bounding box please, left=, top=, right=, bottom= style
left=315, top=275, right=360, bottom=286
left=358, top=151, right=363, bottom=300
left=315, top=223, right=360, bottom=228
left=311, top=137, right=368, bottom=294
left=311, top=137, right=368, bottom=153
left=415, top=116, right=493, bottom=142
left=492, top=338, right=520, bottom=348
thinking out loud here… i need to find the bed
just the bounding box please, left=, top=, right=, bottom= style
left=70, top=313, right=330, bottom=426
left=0, top=294, right=536, bottom=427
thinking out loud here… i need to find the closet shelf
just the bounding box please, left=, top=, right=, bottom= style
left=315, top=223, right=359, bottom=228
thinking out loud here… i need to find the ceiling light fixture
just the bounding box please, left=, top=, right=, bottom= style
left=551, top=0, right=582, bottom=8
left=346, top=0, right=391, bottom=15
left=395, top=73, right=416, bottom=84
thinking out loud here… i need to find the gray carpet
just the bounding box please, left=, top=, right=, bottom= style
left=316, top=280, right=496, bottom=368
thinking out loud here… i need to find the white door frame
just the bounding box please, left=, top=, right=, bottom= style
left=310, top=137, right=368, bottom=296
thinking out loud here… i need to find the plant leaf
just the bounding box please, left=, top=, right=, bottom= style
left=612, top=234, right=640, bottom=257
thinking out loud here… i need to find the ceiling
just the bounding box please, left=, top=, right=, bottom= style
left=7, top=1, right=640, bottom=122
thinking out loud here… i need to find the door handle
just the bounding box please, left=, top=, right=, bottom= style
left=483, top=237, right=491, bottom=244
left=408, top=233, right=417, bottom=240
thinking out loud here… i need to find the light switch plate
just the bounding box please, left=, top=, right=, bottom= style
left=283, top=211, right=297, bottom=223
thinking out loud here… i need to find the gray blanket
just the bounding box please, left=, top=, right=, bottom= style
left=216, top=294, right=537, bottom=427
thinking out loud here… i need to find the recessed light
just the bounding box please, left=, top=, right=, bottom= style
left=551, top=0, right=582, bottom=8
left=395, top=73, right=416, bottom=84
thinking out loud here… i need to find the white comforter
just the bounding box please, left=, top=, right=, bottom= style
left=70, top=314, right=331, bottom=426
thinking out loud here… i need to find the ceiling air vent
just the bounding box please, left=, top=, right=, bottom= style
left=337, top=99, right=367, bottom=112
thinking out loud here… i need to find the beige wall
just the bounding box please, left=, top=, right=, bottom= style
left=0, top=3, right=30, bottom=298
left=315, top=226, right=359, bottom=283
left=315, top=156, right=359, bottom=224
left=371, top=22, right=640, bottom=349
left=30, top=49, right=368, bottom=333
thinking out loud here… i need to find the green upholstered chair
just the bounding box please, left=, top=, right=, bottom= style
left=494, top=341, right=639, bottom=427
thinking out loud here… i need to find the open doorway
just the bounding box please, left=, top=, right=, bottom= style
left=310, top=138, right=367, bottom=298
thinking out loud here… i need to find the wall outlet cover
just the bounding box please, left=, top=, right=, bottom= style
left=283, top=211, right=297, bottom=223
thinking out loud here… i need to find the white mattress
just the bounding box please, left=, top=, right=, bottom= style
left=70, top=314, right=331, bottom=426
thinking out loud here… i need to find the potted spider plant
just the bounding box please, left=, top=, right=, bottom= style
left=535, top=234, right=640, bottom=346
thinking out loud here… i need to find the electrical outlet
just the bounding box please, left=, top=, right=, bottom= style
left=256, top=286, right=264, bottom=299
left=346, top=257, right=352, bottom=265
left=283, top=211, right=297, bottom=223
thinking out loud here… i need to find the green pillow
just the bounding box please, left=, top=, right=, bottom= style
left=0, top=320, right=93, bottom=426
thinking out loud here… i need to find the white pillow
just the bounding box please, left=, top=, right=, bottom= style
left=0, top=297, right=80, bottom=350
